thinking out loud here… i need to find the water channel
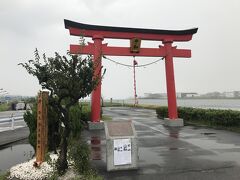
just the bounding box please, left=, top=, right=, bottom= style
left=0, top=139, right=34, bottom=173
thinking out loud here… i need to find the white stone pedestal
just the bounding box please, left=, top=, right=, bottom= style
left=164, top=118, right=184, bottom=127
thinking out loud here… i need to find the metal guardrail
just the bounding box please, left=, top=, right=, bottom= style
left=0, top=116, right=24, bottom=130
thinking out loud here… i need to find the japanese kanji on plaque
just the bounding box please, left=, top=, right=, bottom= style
left=113, top=139, right=131, bottom=166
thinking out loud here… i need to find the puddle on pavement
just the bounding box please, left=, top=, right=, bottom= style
left=0, top=140, right=34, bottom=172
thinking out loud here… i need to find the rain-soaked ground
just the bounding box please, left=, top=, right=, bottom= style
left=83, top=107, right=240, bottom=180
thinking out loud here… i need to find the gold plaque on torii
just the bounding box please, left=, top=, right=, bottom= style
left=130, top=38, right=141, bottom=53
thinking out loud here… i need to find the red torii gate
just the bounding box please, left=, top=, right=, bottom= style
left=64, top=19, right=197, bottom=127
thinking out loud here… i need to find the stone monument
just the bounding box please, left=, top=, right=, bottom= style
left=104, top=120, right=138, bottom=171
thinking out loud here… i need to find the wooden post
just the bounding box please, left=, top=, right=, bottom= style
left=34, top=91, right=48, bottom=167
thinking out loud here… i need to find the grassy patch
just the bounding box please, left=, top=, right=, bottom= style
left=103, top=101, right=160, bottom=110
left=126, top=104, right=160, bottom=110
left=0, top=103, right=10, bottom=112
left=103, top=102, right=123, bottom=107
left=101, top=115, right=112, bottom=121
left=83, top=172, right=103, bottom=180
left=0, top=171, right=10, bottom=180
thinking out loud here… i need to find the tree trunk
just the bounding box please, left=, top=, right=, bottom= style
left=56, top=102, right=76, bottom=174
left=57, top=124, right=70, bottom=174
left=57, top=105, right=70, bottom=174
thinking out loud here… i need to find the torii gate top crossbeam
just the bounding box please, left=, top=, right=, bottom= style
left=64, top=19, right=198, bottom=42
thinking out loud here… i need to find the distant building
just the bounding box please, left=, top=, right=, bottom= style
left=223, top=91, right=240, bottom=98
left=223, top=92, right=235, bottom=98
left=143, top=93, right=167, bottom=99
left=177, top=92, right=199, bottom=98
left=201, top=91, right=222, bottom=98
left=144, top=91, right=240, bottom=99
left=144, top=92, right=198, bottom=99
left=234, top=91, right=240, bottom=98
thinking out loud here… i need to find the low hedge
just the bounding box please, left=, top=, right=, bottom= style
left=156, top=106, right=240, bottom=127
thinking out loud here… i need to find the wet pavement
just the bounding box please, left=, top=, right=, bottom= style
left=84, top=107, right=240, bottom=180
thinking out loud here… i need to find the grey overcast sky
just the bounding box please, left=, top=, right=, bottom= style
left=0, top=0, right=240, bottom=99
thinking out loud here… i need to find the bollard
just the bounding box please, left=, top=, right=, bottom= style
left=11, top=115, right=14, bottom=130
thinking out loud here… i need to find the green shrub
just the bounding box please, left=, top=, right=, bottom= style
left=0, top=171, right=10, bottom=180
left=24, top=104, right=37, bottom=151
left=70, top=104, right=84, bottom=138
left=156, top=106, right=240, bottom=128
left=68, top=139, right=103, bottom=180
left=80, top=103, right=91, bottom=122
left=68, top=139, right=91, bottom=175
left=156, top=106, right=168, bottom=119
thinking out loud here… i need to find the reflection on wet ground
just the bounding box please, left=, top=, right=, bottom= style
left=90, top=107, right=240, bottom=180
left=0, top=139, right=34, bottom=173
left=90, top=136, right=102, bottom=160
left=201, top=132, right=216, bottom=136
left=165, top=127, right=181, bottom=138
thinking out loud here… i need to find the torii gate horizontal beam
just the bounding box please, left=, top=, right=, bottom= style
left=64, top=19, right=198, bottom=42
left=70, top=44, right=191, bottom=58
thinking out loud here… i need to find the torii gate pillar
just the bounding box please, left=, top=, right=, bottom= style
left=91, top=35, right=103, bottom=123
left=163, top=40, right=183, bottom=126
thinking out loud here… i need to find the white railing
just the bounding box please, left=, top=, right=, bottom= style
left=0, top=116, right=24, bottom=130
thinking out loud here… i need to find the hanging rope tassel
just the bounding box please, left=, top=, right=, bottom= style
left=133, top=57, right=138, bottom=106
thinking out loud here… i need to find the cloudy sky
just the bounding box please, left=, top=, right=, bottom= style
left=0, top=0, right=239, bottom=99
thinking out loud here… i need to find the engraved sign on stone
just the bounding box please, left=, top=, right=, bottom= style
left=113, top=138, right=132, bottom=165
left=107, top=121, right=133, bottom=137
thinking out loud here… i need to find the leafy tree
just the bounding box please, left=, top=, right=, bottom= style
left=19, top=49, right=104, bottom=174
